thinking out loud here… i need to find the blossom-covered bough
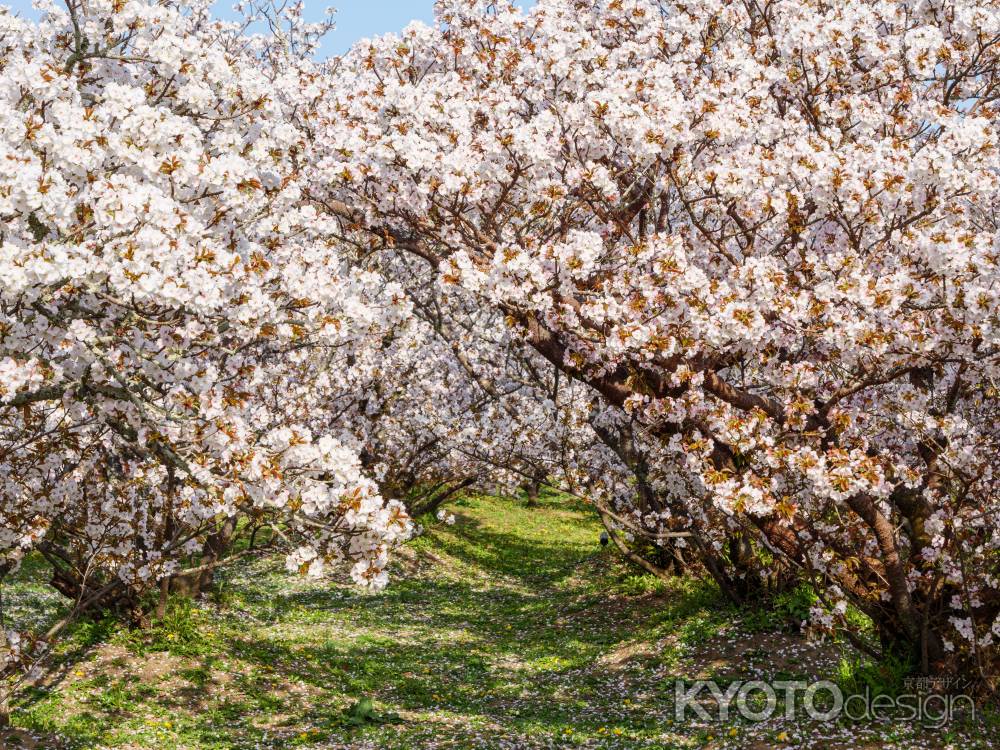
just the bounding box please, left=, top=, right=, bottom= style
left=315, top=0, right=1000, bottom=687
left=0, top=0, right=414, bottom=695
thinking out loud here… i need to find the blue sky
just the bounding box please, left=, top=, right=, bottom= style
left=0, top=1, right=533, bottom=56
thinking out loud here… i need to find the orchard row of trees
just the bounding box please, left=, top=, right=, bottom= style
left=1, top=0, right=999, bottom=699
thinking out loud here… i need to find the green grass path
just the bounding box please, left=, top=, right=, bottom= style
left=7, top=493, right=997, bottom=749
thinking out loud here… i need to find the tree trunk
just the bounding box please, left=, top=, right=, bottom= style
left=524, top=477, right=541, bottom=507
left=197, top=515, right=238, bottom=595
left=168, top=515, right=239, bottom=599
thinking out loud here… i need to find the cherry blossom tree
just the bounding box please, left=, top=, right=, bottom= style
left=324, top=252, right=609, bottom=519
left=315, top=0, right=1000, bottom=685
left=0, top=0, right=413, bottom=692
left=4, top=0, right=1000, bottom=700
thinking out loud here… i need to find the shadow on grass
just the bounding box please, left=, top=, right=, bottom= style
left=10, top=493, right=725, bottom=749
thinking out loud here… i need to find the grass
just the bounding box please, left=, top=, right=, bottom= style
left=1, top=491, right=997, bottom=749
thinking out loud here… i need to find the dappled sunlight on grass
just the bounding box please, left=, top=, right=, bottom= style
left=5, top=493, right=997, bottom=749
